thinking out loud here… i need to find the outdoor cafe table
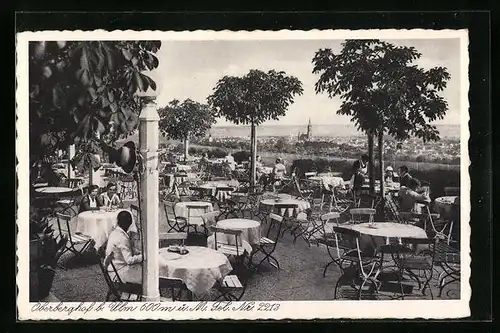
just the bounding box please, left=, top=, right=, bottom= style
left=309, top=176, right=345, bottom=190
left=158, top=246, right=233, bottom=296
left=215, top=218, right=261, bottom=245
left=434, top=196, right=459, bottom=220
left=340, top=222, right=428, bottom=252
left=34, top=186, right=75, bottom=196
left=75, top=208, right=138, bottom=250
left=174, top=201, right=213, bottom=226
left=198, top=180, right=239, bottom=201
left=259, top=198, right=311, bottom=217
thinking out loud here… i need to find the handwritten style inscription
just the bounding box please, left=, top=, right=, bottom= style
left=31, top=301, right=280, bottom=316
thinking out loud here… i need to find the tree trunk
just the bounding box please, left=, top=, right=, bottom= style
left=183, top=137, right=189, bottom=162
left=378, top=130, right=385, bottom=198
left=368, top=133, right=375, bottom=195
left=250, top=122, right=257, bottom=188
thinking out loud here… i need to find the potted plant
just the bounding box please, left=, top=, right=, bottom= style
left=29, top=210, right=68, bottom=301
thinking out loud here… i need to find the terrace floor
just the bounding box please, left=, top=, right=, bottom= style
left=48, top=202, right=460, bottom=302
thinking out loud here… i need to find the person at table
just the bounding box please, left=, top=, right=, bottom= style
left=350, top=162, right=365, bottom=196
left=352, top=154, right=369, bottom=178
left=398, top=178, right=430, bottom=215
left=225, top=152, right=236, bottom=171
left=271, top=158, right=287, bottom=190
left=255, top=155, right=264, bottom=179
left=79, top=185, right=103, bottom=213
left=105, top=210, right=142, bottom=284
left=398, top=165, right=412, bottom=187
left=101, top=182, right=124, bottom=208
left=384, top=166, right=395, bottom=183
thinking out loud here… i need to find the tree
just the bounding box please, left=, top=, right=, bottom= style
left=158, top=99, right=217, bottom=161
left=312, top=39, right=450, bottom=197
left=29, top=41, right=161, bottom=174
left=208, top=69, right=303, bottom=187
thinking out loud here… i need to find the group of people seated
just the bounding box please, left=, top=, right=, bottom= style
left=79, top=182, right=124, bottom=213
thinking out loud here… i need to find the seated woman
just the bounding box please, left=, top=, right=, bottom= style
left=105, top=210, right=142, bottom=284
left=79, top=185, right=103, bottom=213
left=101, top=182, right=124, bottom=208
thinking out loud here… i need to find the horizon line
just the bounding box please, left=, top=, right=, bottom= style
left=212, top=123, right=461, bottom=127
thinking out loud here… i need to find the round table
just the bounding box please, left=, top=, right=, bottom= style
left=342, top=222, right=428, bottom=255
left=217, top=218, right=261, bottom=245
left=198, top=180, right=239, bottom=201
left=346, top=222, right=428, bottom=239
left=75, top=209, right=137, bottom=250
left=259, top=198, right=311, bottom=217
left=434, top=196, right=459, bottom=220
left=34, top=186, right=74, bottom=195
left=174, top=201, right=213, bottom=226
left=309, top=176, right=345, bottom=190
left=158, top=246, right=233, bottom=296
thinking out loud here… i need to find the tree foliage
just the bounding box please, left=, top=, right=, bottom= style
left=207, top=69, right=304, bottom=125
left=312, top=39, right=451, bottom=142
left=29, top=40, right=161, bottom=162
left=158, top=99, right=216, bottom=141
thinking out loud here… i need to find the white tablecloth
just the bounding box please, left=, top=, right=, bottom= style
left=174, top=201, right=213, bottom=226
left=259, top=198, right=311, bottom=217
left=309, top=176, right=345, bottom=190
left=345, top=222, right=427, bottom=239
left=216, top=218, right=261, bottom=245
left=158, top=246, right=232, bottom=295
left=76, top=209, right=137, bottom=250
left=198, top=180, right=239, bottom=201
left=176, top=164, right=192, bottom=172
left=35, top=187, right=74, bottom=195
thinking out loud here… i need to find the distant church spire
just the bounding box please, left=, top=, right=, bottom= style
left=307, top=118, right=312, bottom=140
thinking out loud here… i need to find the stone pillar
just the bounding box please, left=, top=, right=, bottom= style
left=138, top=98, right=160, bottom=302
left=67, top=144, right=75, bottom=179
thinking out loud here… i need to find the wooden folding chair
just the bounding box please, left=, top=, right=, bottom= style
left=159, top=232, right=188, bottom=248
left=210, top=226, right=245, bottom=258
left=159, top=276, right=189, bottom=301
left=162, top=200, right=187, bottom=232
left=249, top=213, right=284, bottom=271
left=98, top=251, right=142, bottom=301
left=215, top=274, right=246, bottom=301
left=349, top=208, right=376, bottom=224
left=55, top=212, right=93, bottom=261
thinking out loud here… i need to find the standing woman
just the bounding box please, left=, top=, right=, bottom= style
left=79, top=185, right=103, bottom=213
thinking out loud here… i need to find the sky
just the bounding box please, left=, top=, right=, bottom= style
left=148, top=38, right=462, bottom=127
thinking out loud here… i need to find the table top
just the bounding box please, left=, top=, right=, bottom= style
left=34, top=186, right=74, bottom=194
left=78, top=209, right=125, bottom=219
left=217, top=218, right=260, bottom=229
left=158, top=246, right=230, bottom=269
left=344, top=222, right=428, bottom=239
left=260, top=198, right=309, bottom=206
left=435, top=196, right=459, bottom=204
left=176, top=201, right=212, bottom=208
left=199, top=180, right=239, bottom=188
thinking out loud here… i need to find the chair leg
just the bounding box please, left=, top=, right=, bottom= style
left=323, top=260, right=336, bottom=278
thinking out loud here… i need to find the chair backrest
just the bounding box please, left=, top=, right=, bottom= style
left=210, top=226, right=243, bottom=256
left=130, top=205, right=140, bottom=225
left=321, top=211, right=341, bottom=222
left=159, top=277, right=185, bottom=301
left=266, top=213, right=285, bottom=241
left=159, top=232, right=187, bottom=248
left=304, top=171, right=317, bottom=178
left=159, top=232, right=188, bottom=241
left=349, top=208, right=376, bottom=224
left=201, top=210, right=220, bottom=227
left=55, top=212, right=75, bottom=243
left=273, top=203, right=297, bottom=217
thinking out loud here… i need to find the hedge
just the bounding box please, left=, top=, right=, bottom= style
left=291, top=158, right=460, bottom=199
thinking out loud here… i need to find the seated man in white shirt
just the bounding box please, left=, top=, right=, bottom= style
left=225, top=153, right=236, bottom=171
left=105, top=211, right=142, bottom=284
left=272, top=158, right=287, bottom=191
left=101, top=182, right=124, bottom=208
